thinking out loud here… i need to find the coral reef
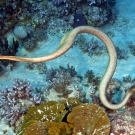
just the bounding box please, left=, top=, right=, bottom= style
left=110, top=94, right=135, bottom=135
left=23, top=29, right=47, bottom=51
left=0, top=36, right=19, bottom=66
left=18, top=98, right=110, bottom=135
left=85, top=70, right=100, bottom=86
left=25, top=62, right=47, bottom=74
left=0, top=25, right=124, bottom=110
left=116, top=46, right=128, bottom=60
left=0, top=0, right=21, bottom=35
left=45, top=64, right=88, bottom=102
left=0, top=78, right=45, bottom=127
left=75, top=36, right=106, bottom=57
left=0, top=0, right=116, bottom=37
left=110, top=113, right=135, bottom=135
left=46, top=64, right=80, bottom=99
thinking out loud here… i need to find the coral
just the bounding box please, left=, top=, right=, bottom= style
left=32, top=29, right=47, bottom=42
left=0, top=1, right=22, bottom=35
left=0, top=79, right=32, bottom=126
left=46, top=64, right=77, bottom=81
left=52, top=0, right=64, bottom=5
left=23, top=39, right=37, bottom=52
left=116, top=46, right=128, bottom=60
left=45, top=64, right=79, bottom=99
left=25, top=62, right=47, bottom=74
left=13, top=26, right=27, bottom=39
left=18, top=98, right=81, bottom=135
left=110, top=110, right=135, bottom=135
left=18, top=99, right=110, bottom=135
left=85, top=70, right=100, bottom=86
left=106, top=78, right=122, bottom=103
left=23, top=121, right=48, bottom=135
left=78, top=37, right=106, bottom=57
left=67, top=103, right=110, bottom=135
left=47, top=69, right=71, bottom=93
left=0, top=78, right=44, bottom=127
left=0, top=36, right=19, bottom=68
left=23, top=101, right=67, bottom=124
left=83, top=0, right=115, bottom=27
left=87, top=0, right=107, bottom=6
left=23, top=121, right=71, bottom=135
left=0, top=38, right=18, bottom=74
left=17, top=101, right=68, bottom=134
left=23, top=29, right=47, bottom=51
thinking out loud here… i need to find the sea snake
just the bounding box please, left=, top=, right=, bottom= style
left=0, top=26, right=135, bottom=110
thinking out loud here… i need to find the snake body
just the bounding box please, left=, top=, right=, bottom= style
left=0, top=26, right=135, bottom=110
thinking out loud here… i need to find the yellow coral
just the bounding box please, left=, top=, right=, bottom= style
left=24, top=101, right=67, bottom=123
left=18, top=99, right=110, bottom=135
left=23, top=121, right=72, bottom=135
left=67, top=103, right=110, bottom=135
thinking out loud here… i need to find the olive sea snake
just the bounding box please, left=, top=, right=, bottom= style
left=0, top=26, right=135, bottom=110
